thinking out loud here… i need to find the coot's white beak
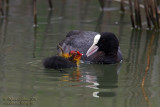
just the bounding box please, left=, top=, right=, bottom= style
left=86, top=44, right=99, bottom=57
left=86, top=34, right=101, bottom=57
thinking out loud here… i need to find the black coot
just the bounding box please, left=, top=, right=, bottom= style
left=57, top=30, right=122, bottom=64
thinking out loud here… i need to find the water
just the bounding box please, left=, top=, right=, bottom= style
left=0, top=0, right=160, bottom=107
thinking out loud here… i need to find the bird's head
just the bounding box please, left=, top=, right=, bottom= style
left=69, top=50, right=83, bottom=65
left=86, top=32, right=119, bottom=57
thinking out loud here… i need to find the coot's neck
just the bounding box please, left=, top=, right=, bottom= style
left=103, top=55, right=118, bottom=64
left=104, top=51, right=117, bottom=57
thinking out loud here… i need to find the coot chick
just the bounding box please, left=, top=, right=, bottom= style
left=43, top=51, right=82, bottom=69
left=57, top=30, right=122, bottom=64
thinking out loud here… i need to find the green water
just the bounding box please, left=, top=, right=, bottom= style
left=0, top=0, right=160, bottom=107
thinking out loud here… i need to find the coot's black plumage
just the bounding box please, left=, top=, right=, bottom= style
left=57, top=30, right=122, bottom=64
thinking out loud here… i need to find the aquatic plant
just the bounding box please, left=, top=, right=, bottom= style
left=99, top=0, right=160, bottom=29
left=33, top=0, right=52, bottom=26
left=125, top=0, right=159, bottom=29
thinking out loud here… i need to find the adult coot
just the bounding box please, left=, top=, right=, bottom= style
left=57, top=30, right=122, bottom=64
left=43, top=50, right=83, bottom=69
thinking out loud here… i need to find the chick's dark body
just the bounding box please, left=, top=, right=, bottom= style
left=43, top=56, right=77, bottom=69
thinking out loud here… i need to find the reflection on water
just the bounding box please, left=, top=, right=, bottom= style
left=0, top=0, right=160, bottom=107
left=125, top=30, right=160, bottom=107
left=43, top=63, right=122, bottom=99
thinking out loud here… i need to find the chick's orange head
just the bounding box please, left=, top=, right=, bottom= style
left=69, top=50, right=83, bottom=64
left=69, top=51, right=83, bottom=58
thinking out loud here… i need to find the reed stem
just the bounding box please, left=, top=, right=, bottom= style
left=129, top=0, right=135, bottom=28
left=153, top=0, right=159, bottom=28
left=143, top=0, right=151, bottom=28
left=134, top=0, right=142, bottom=28
left=6, top=0, right=9, bottom=5
left=98, top=0, right=105, bottom=9
left=48, top=0, right=53, bottom=9
left=0, top=0, right=4, bottom=16
left=137, top=0, right=142, bottom=28
left=120, top=0, right=125, bottom=12
left=134, top=0, right=139, bottom=28
left=148, top=0, right=157, bottom=27
left=33, top=0, right=37, bottom=26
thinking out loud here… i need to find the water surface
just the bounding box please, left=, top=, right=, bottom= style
left=0, top=0, right=160, bottom=107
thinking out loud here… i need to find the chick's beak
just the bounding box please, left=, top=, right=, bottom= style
left=86, top=44, right=99, bottom=57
